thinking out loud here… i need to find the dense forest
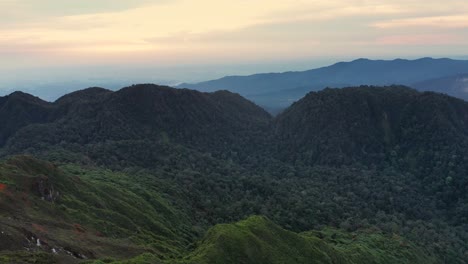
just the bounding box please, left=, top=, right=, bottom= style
left=1, top=84, right=468, bottom=263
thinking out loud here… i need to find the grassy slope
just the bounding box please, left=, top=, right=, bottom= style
left=0, top=156, right=193, bottom=263
left=304, top=228, right=436, bottom=264
left=179, top=216, right=437, bottom=264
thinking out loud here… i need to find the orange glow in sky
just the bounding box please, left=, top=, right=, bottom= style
left=0, top=0, right=467, bottom=68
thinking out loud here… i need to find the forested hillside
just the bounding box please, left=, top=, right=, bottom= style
left=1, top=84, right=468, bottom=263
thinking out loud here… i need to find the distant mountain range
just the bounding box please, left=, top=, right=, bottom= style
left=412, top=73, right=468, bottom=99
left=3, top=57, right=468, bottom=115
left=178, top=57, right=468, bottom=112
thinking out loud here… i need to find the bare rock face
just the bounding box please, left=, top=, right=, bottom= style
left=33, top=176, right=60, bottom=202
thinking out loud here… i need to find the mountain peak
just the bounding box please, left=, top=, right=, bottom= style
left=351, top=58, right=371, bottom=63
left=55, top=87, right=112, bottom=104
left=6, top=91, right=47, bottom=104
left=276, top=85, right=468, bottom=165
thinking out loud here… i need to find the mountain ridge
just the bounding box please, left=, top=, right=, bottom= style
left=178, top=57, right=468, bottom=111
left=0, top=84, right=271, bottom=152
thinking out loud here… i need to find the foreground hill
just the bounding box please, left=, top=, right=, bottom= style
left=181, top=216, right=435, bottom=264
left=0, top=156, right=436, bottom=264
left=179, top=58, right=468, bottom=110
left=81, top=216, right=436, bottom=264
left=0, top=156, right=193, bottom=263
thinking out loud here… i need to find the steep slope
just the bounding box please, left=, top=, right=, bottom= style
left=103, top=85, right=270, bottom=149
left=179, top=58, right=468, bottom=110
left=275, top=85, right=468, bottom=167
left=273, top=87, right=468, bottom=252
left=0, top=156, right=193, bottom=263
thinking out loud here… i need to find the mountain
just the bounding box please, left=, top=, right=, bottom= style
left=1, top=84, right=271, bottom=162
left=274, top=86, right=468, bottom=233
left=275, top=85, right=468, bottom=167
left=178, top=58, right=468, bottom=111
left=2, top=84, right=468, bottom=263
left=0, top=92, right=51, bottom=146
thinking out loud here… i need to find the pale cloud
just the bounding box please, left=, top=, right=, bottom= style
left=374, top=15, right=468, bottom=29
left=0, top=0, right=155, bottom=19
left=376, top=34, right=466, bottom=45
left=0, top=1, right=304, bottom=57
left=260, top=1, right=406, bottom=24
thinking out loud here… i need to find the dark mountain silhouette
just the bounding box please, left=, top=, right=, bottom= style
left=275, top=85, right=468, bottom=166
left=0, top=91, right=51, bottom=145
left=179, top=58, right=468, bottom=111
left=0, top=84, right=271, bottom=156
left=55, top=87, right=112, bottom=104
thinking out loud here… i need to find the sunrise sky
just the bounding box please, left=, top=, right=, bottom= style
left=1, top=0, right=468, bottom=95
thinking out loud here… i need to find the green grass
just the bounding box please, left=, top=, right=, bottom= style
left=0, top=251, right=58, bottom=264
left=57, top=164, right=193, bottom=254
left=304, top=227, right=437, bottom=264
left=178, top=216, right=437, bottom=264
left=0, top=156, right=193, bottom=261
left=83, top=253, right=162, bottom=264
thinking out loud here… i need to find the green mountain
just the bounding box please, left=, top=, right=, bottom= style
left=1, top=84, right=468, bottom=263
left=81, top=216, right=436, bottom=264
left=0, top=92, right=50, bottom=146
left=275, top=86, right=468, bottom=167
left=275, top=86, right=468, bottom=220
left=3, top=84, right=270, bottom=154
left=181, top=216, right=436, bottom=264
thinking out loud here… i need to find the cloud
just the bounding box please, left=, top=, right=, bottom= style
left=376, top=34, right=466, bottom=45
left=259, top=2, right=406, bottom=24
left=0, top=1, right=298, bottom=56
left=0, top=0, right=156, bottom=17
left=374, top=15, right=468, bottom=29
left=1, top=0, right=468, bottom=68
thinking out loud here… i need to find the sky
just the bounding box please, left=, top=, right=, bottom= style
left=1, top=0, right=468, bottom=97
